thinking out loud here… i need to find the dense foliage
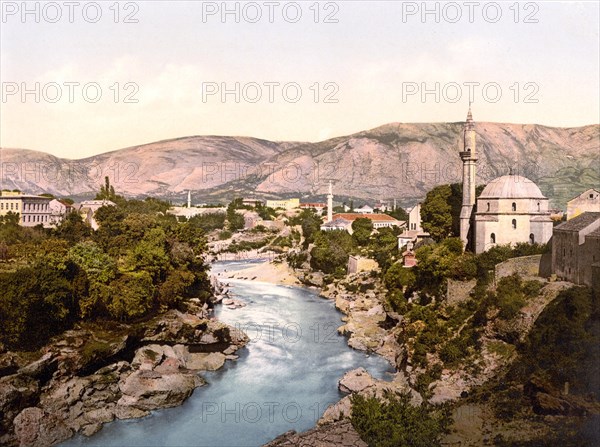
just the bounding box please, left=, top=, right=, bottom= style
left=351, top=391, right=452, bottom=447
left=0, top=196, right=212, bottom=351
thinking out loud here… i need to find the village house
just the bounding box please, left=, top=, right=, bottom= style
left=551, top=211, right=600, bottom=287
left=300, top=202, right=326, bottom=213
left=566, top=188, right=600, bottom=220
left=0, top=191, right=52, bottom=227
left=321, top=213, right=405, bottom=234
left=265, top=198, right=300, bottom=210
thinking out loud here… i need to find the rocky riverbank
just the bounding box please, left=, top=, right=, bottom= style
left=0, top=310, right=248, bottom=447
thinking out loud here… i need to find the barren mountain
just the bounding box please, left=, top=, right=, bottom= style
left=1, top=122, right=598, bottom=208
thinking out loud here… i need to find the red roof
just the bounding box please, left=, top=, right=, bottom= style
left=332, top=213, right=400, bottom=222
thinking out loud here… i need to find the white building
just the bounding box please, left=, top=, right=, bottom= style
left=0, top=191, right=52, bottom=227
left=76, top=200, right=116, bottom=230
left=456, top=107, right=553, bottom=253
left=355, top=205, right=374, bottom=214
left=48, top=199, right=73, bottom=227
left=473, top=174, right=553, bottom=254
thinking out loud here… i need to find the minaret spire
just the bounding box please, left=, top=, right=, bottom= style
left=459, top=105, right=478, bottom=250
left=327, top=181, right=333, bottom=222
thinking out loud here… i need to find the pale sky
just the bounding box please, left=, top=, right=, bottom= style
left=1, top=1, right=599, bottom=158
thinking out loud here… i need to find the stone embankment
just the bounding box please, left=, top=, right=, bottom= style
left=0, top=310, right=248, bottom=447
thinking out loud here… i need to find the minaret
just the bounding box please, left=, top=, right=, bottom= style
left=187, top=190, right=191, bottom=208
left=327, top=181, right=333, bottom=222
left=459, top=105, right=478, bottom=249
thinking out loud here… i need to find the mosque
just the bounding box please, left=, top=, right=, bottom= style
left=458, top=108, right=553, bottom=253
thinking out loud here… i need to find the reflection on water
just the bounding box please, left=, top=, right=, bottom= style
left=62, top=260, right=394, bottom=447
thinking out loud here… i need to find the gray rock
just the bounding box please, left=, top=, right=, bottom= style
left=118, top=370, right=205, bottom=411
left=13, top=407, right=73, bottom=447
left=338, top=368, right=375, bottom=394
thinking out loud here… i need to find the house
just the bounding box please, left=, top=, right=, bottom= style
left=242, top=198, right=264, bottom=207
left=566, top=188, right=600, bottom=220
left=374, top=203, right=389, bottom=213
left=48, top=199, right=73, bottom=226
left=397, top=229, right=430, bottom=250
left=551, top=212, right=600, bottom=287
left=265, top=198, right=300, bottom=210
left=407, top=203, right=423, bottom=232
left=402, top=248, right=417, bottom=268
left=300, top=202, right=326, bottom=213
left=355, top=205, right=374, bottom=214
left=75, top=200, right=116, bottom=230
left=0, top=191, right=52, bottom=227
left=320, top=213, right=405, bottom=234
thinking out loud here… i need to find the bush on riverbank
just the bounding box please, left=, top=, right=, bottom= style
left=350, top=391, right=452, bottom=447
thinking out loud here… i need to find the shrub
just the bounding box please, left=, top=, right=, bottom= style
left=350, top=391, right=452, bottom=447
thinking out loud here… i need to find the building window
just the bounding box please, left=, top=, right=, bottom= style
left=512, top=202, right=516, bottom=211
left=490, top=233, right=496, bottom=244
left=529, top=233, right=535, bottom=244
left=590, top=193, right=594, bottom=199
left=487, top=202, right=490, bottom=212
left=512, top=219, right=517, bottom=229
left=537, top=202, right=540, bottom=212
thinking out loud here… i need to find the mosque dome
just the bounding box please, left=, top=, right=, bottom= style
left=479, top=174, right=546, bottom=199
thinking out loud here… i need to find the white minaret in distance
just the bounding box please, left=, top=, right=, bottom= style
left=187, top=190, right=191, bottom=208
left=459, top=105, right=478, bottom=249
left=327, top=181, right=333, bottom=222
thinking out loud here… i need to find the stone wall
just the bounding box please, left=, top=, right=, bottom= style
left=446, top=279, right=477, bottom=306
left=494, top=255, right=542, bottom=280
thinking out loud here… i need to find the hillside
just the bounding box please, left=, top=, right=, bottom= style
left=1, top=123, right=598, bottom=208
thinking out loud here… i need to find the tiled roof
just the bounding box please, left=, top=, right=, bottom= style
left=332, top=213, right=400, bottom=222
left=554, top=212, right=600, bottom=232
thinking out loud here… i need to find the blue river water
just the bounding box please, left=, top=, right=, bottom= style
left=62, top=260, right=394, bottom=447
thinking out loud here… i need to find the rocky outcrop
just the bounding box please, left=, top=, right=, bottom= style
left=0, top=310, right=248, bottom=446
left=525, top=376, right=600, bottom=416
left=262, top=420, right=367, bottom=447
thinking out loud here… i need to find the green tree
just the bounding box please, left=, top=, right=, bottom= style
left=370, top=227, right=399, bottom=272
left=310, top=230, right=355, bottom=274
left=108, top=271, right=154, bottom=321
left=350, top=391, right=452, bottom=447
left=420, top=185, right=453, bottom=241
left=384, top=262, right=416, bottom=292
left=352, top=218, right=373, bottom=246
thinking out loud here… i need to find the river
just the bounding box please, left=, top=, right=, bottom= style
left=62, top=260, right=394, bottom=447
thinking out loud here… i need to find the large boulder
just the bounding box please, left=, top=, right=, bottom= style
left=338, top=368, right=375, bottom=394
left=186, top=352, right=226, bottom=371
left=13, top=407, right=73, bottom=447
left=118, top=369, right=205, bottom=411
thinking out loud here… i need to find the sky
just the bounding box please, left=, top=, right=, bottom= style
left=0, top=0, right=599, bottom=159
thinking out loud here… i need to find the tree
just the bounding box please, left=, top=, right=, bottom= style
left=96, top=176, right=117, bottom=201
left=370, top=227, right=399, bottom=272
left=384, top=262, right=416, bottom=292
left=350, top=391, right=452, bottom=447
left=53, top=212, right=91, bottom=244
left=420, top=185, right=453, bottom=241
left=108, top=271, right=154, bottom=321
left=352, top=218, right=373, bottom=246
left=310, top=230, right=355, bottom=274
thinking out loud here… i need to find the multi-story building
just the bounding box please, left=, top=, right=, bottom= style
left=566, top=188, right=600, bottom=220
left=551, top=211, right=600, bottom=287
left=265, top=198, right=300, bottom=210
left=0, top=191, right=52, bottom=227
left=320, top=213, right=405, bottom=234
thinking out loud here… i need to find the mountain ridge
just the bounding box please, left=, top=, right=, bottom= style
left=1, top=122, right=598, bottom=208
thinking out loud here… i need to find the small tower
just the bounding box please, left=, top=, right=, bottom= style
left=327, top=181, right=333, bottom=222
left=459, top=105, right=478, bottom=249
left=187, top=190, right=191, bottom=208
